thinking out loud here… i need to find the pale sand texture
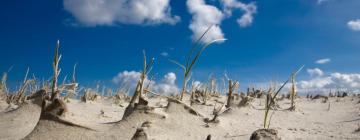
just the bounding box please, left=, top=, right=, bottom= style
left=1, top=95, right=360, bottom=140
left=0, top=92, right=43, bottom=140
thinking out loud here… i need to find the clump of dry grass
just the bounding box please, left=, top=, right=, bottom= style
left=263, top=65, right=304, bottom=129
left=50, top=40, right=61, bottom=101
left=5, top=68, right=36, bottom=105
left=123, top=51, right=154, bottom=119
left=238, top=95, right=254, bottom=108
left=189, top=81, right=210, bottom=105
left=289, top=65, right=304, bottom=111
left=81, top=89, right=101, bottom=102
left=62, top=63, right=78, bottom=102
left=113, top=91, right=129, bottom=106
left=0, top=67, right=11, bottom=100
left=204, top=102, right=229, bottom=123
left=40, top=40, right=72, bottom=117
left=225, top=80, right=238, bottom=108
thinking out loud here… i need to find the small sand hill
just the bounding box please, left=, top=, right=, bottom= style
left=0, top=90, right=44, bottom=140
left=24, top=99, right=165, bottom=140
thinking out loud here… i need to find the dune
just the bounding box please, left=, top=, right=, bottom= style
left=20, top=94, right=360, bottom=140
left=0, top=90, right=44, bottom=140
left=0, top=88, right=359, bottom=140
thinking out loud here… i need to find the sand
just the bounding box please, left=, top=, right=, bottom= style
left=1, top=94, right=360, bottom=140
left=0, top=92, right=43, bottom=140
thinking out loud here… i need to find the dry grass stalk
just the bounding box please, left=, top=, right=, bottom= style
left=209, top=77, right=219, bottom=97
left=5, top=68, right=36, bottom=105
left=50, top=40, right=61, bottom=101
left=40, top=40, right=72, bottom=117
left=190, top=81, right=197, bottom=105
left=0, top=68, right=11, bottom=100
left=289, top=65, right=304, bottom=111
left=123, top=51, right=154, bottom=119
left=204, top=103, right=228, bottom=123
left=63, top=63, right=78, bottom=101
left=226, top=80, right=238, bottom=108
left=0, top=75, right=7, bottom=100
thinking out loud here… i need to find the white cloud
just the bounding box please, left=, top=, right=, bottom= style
left=307, top=68, right=324, bottom=77
left=162, top=72, right=176, bottom=84
left=221, top=0, right=257, bottom=27
left=315, top=58, right=331, bottom=64
left=298, top=71, right=360, bottom=94
left=112, top=71, right=178, bottom=95
left=347, top=19, right=360, bottom=31
left=160, top=51, right=169, bottom=57
left=112, top=71, right=152, bottom=91
left=153, top=72, right=179, bottom=95
left=187, top=0, right=225, bottom=43
left=186, top=0, right=256, bottom=43
left=63, top=0, right=180, bottom=26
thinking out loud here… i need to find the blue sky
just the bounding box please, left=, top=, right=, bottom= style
left=1, top=0, right=360, bottom=93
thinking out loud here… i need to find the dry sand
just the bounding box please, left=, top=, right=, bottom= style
left=0, top=92, right=43, bottom=140
left=1, top=95, right=360, bottom=140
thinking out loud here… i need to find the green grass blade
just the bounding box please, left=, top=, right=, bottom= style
left=185, top=38, right=227, bottom=77
left=169, top=59, right=186, bottom=72
left=185, top=25, right=214, bottom=68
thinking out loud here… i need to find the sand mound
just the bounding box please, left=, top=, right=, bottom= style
left=0, top=90, right=44, bottom=140
left=25, top=100, right=165, bottom=140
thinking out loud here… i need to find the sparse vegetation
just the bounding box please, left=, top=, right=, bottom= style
left=289, top=65, right=304, bottom=111
left=123, top=51, right=154, bottom=118
left=226, top=79, right=238, bottom=108
left=0, top=37, right=358, bottom=140
left=170, top=25, right=226, bottom=101
left=263, top=66, right=304, bottom=129
left=50, top=40, right=61, bottom=101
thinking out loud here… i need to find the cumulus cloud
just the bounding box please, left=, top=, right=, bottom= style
left=187, top=0, right=225, bottom=43
left=186, top=0, right=257, bottom=43
left=347, top=19, right=360, bottom=31
left=63, top=0, right=180, bottom=26
left=112, top=71, right=152, bottom=91
left=112, top=71, right=178, bottom=95
left=307, top=68, right=324, bottom=77
left=298, top=71, right=360, bottom=94
left=153, top=72, right=179, bottom=95
left=315, top=58, right=331, bottom=64
left=221, top=0, right=257, bottom=27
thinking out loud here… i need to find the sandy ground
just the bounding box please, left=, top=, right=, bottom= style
left=1, top=95, right=360, bottom=140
